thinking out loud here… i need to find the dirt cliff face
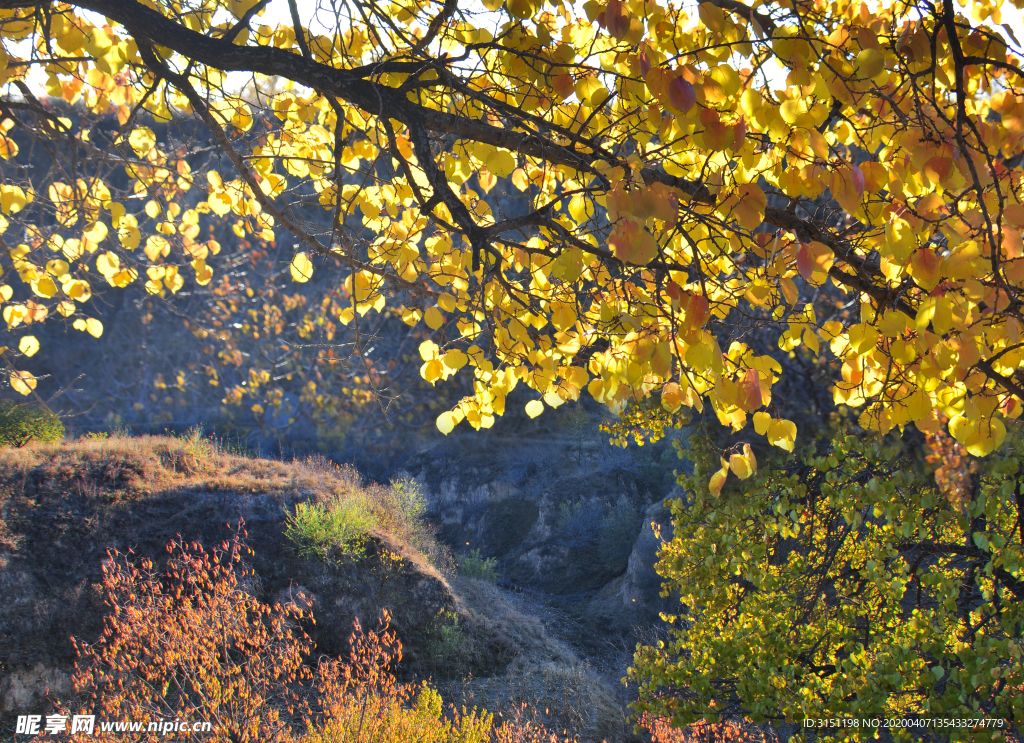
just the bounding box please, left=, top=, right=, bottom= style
left=0, top=438, right=500, bottom=717
left=401, top=428, right=687, bottom=594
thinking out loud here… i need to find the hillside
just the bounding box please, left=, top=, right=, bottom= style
left=0, top=435, right=642, bottom=742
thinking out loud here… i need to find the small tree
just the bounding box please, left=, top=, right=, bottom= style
left=71, top=531, right=312, bottom=743
left=0, top=400, right=64, bottom=448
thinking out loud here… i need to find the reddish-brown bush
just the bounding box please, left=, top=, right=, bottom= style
left=69, top=529, right=311, bottom=742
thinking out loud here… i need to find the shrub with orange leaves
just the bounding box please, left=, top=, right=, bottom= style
left=68, top=529, right=312, bottom=742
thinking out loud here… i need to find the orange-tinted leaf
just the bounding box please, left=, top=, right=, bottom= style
left=609, top=220, right=658, bottom=265
left=737, top=368, right=763, bottom=412
left=667, top=76, right=696, bottom=113
left=734, top=184, right=766, bottom=230
left=910, top=248, right=942, bottom=291
left=923, top=156, right=953, bottom=184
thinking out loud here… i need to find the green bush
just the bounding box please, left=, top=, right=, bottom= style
left=458, top=549, right=499, bottom=582
left=377, top=477, right=457, bottom=576
left=425, top=608, right=467, bottom=674
left=0, top=400, right=64, bottom=447
left=387, top=476, right=426, bottom=523
left=284, top=495, right=377, bottom=561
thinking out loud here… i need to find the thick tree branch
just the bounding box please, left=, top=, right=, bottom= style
left=706, top=0, right=777, bottom=35
left=63, top=0, right=712, bottom=205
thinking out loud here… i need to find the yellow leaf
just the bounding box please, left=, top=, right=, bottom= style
left=779, top=276, right=798, bottom=305
left=110, top=269, right=136, bottom=288
left=708, top=459, right=730, bottom=496
left=733, top=184, right=766, bottom=230
left=729, top=451, right=754, bottom=479
left=950, top=415, right=1007, bottom=457
left=525, top=399, right=544, bottom=418
left=419, top=339, right=439, bottom=360
left=118, top=220, right=141, bottom=250
left=0, top=133, right=18, bottom=160
left=766, top=418, right=797, bottom=451
left=485, top=149, right=517, bottom=179
left=551, top=303, right=577, bottom=332
left=424, top=306, right=444, bottom=330
left=128, top=127, right=156, bottom=157
left=63, top=279, right=92, bottom=302
left=569, top=194, right=592, bottom=224
left=442, top=349, right=468, bottom=370
left=31, top=276, right=58, bottom=298
left=543, top=388, right=566, bottom=408
left=96, top=251, right=120, bottom=278
left=885, top=218, right=916, bottom=262
left=511, top=168, right=530, bottom=192
left=3, top=304, right=27, bottom=329
left=478, top=169, right=497, bottom=194
left=402, top=307, right=423, bottom=326
left=144, top=236, right=170, bottom=261
left=164, top=270, right=184, bottom=294
left=85, top=318, right=103, bottom=337
left=9, top=370, right=37, bottom=396
left=46, top=260, right=70, bottom=277
left=108, top=202, right=126, bottom=227
left=855, top=48, right=885, bottom=78
left=208, top=191, right=234, bottom=217
left=18, top=335, right=39, bottom=357
left=0, top=185, right=28, bottom=215
left=290, top=252, right=313, bottom=282
left=742, top=443, right=757, bottom=474
left=662, top=382, right=685, bottom=412
left=225, top=0, right=263, bottom=20
left=436, top=411, right=456, bottom=435
left=83, top=221, right=108, bottom=244
left=193, top=259, right=213, bottom=286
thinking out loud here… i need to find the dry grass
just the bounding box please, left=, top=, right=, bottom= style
left=0, top=435, right=445, bottom=567
left=0, top=433, right=338, bottom=498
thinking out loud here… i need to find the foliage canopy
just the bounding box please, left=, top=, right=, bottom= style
left=1, top=0, right=1024, bottom=478
left=630, top=427, right=1024, bottom=740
